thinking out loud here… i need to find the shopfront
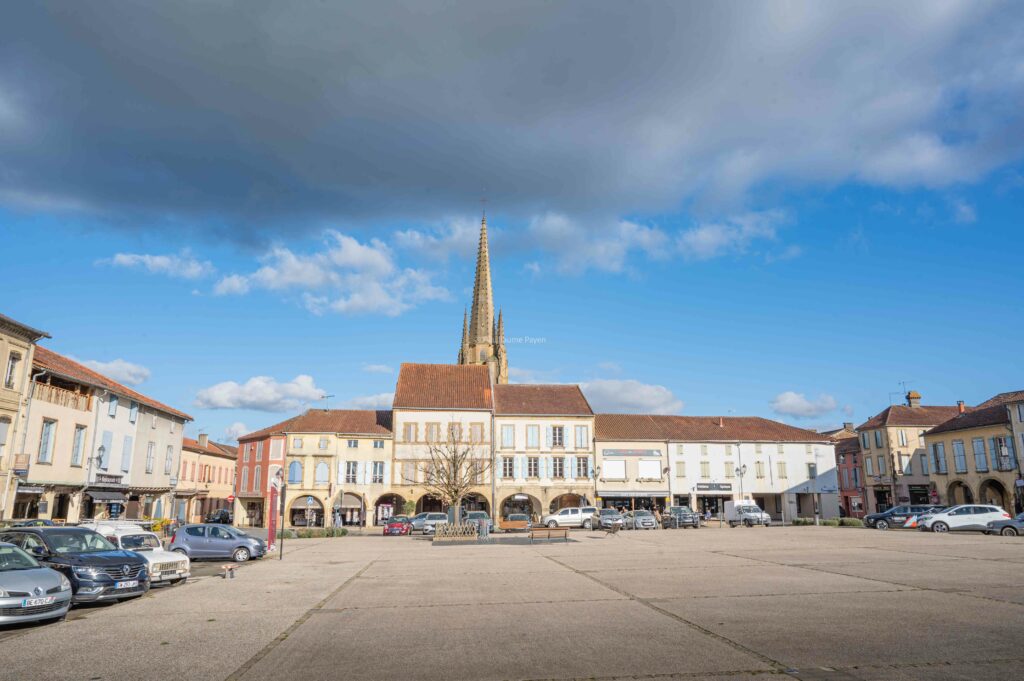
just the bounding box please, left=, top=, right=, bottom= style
left=695, top=482, right=733, bottom=517
left=908, top=484, right=931, bottom=505
left=596, top=491, right=669, bottom=513
left=84, top=489, right=128, bottom=519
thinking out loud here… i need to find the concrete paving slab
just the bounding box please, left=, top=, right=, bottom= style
left=239, top=600, right=776, bottom=681
left=656, top=589, right=1024, bottom=669
left=817, top=557, right=1023, bottom=590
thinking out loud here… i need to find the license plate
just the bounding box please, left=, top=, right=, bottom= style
left=21, top=596, right=55, bottom=607
left=114, top=580, right=139, bottom=590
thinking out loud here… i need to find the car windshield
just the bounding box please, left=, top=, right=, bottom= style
left=467, top=512, right=488, bottom=519
left=670, top=507, right=693, bottom=514
left=120, top=534, right=161, bottom=550
left=599, top=509, right=619, bottom=516
left=508, top=514, right=528, bottom=520
left=47, top=530, right=116, bottom=554
left=0, top=545, right=39, bottom=570
left=388, top=518, right=406, bottom=524
left=635, top=510, right=652, bottom=517
left=224, top=527, right=249, bottom=538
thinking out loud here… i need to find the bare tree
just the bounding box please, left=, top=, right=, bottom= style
left=405, top=433, right=491, bottom=523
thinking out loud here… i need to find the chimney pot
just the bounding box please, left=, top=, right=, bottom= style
left=719, top=416, right=724, bottom=428
left=957, top=400, right=965, bottom=414
left=906, top=391, right=922, bottom=408
left=843, top=422, right=854, bottom=430
left=198, top=433, right=209, bottom=448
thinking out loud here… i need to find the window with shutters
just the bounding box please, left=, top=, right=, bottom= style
left=120, top=436, right=132, bottom=473
left=373, top=440, right=384, bottom=449
left=470, top=460, right=483, bottom=484
left=38, top=419, right=56, bottom=463
left=502, top=457, right=514, bottom=478
left=426, top=423, right=440, bottom=443
left=551, top=426, right=564, bottom=447
left=575, top=425, right=588, bottom=448
left=972, top=438, right=987, bottom=472
left=345, top=461, right=358, bottom=483
left=675, top=461, right=686, bottom=478
left=71, top=425, right=86, bottom=466
left=898, top=430, right=907, bottom=446
left=700, top=461, right=710, bottom=479
left=501, top=425, right=514, bottom=448
left=918, top=430, right=926, bottom=447
left=527, top=457, right=539, bottom=478
left=807, top=463, right=817, bottom=479
left=865, top=456, right=874, bottom=476
left=861, top=432, right=870, bottom=449
left=724, top=444, right=733, bottom=456
left=403, top=423, right=417, bottom=442
left=449, top=423, right=462, bottom=442
left=253, top=466, right=261, bottom=492
left=315, top=462, right=329, bottom=484
left=952, top=440, right=967, bottom=473
left=755, top=443, right=763, bottom=455
left=402, top=461, right=417, bottom=484
left=256, top=441, right=263, bottom=460
left=0, top=417, right=9, bottom=467
left=108, top=395, right=118, bottom=417
left=190, top=461, right=196, bottom=481
left=576, top=456, right=589, bottom=478
left=145, top=442, right=155, bottom=473
left=724, top=461, right=735, bottom=478
left=877, top=455, right=887, bottom=475
left=371, top=461, right=384, bottom=484
left=901, top=454, right=912, bottom=475
left=4, top=352, right=21, bottom=390
left=288, top=461, right=302, bottom=484
left=874, top=431, right=883, bottom=448
left=470, top=423, right=484, bottom=444
left=129, top=401, right=139, bottom=424
left=293, top=437, right=303, bottom=449
left=700, top=444, right=708, bottom=457
left=243, top=445, right=250, bottom=462
left=347, top=440, right=358, bottom=448
left=241, top=467, right=249, bottom=491
left=319, top=437, right=329, bottom=450
left=852, top=467, right=861, bottom=487
left=755, top=461, right=765, bottom=479
left=526, top=425, right=539, bottom=449
left=552, top=456, right=564, bottom=479
left=152, top=412, right=158, bottom=429
left=777, top=461, right=788, bottom=479
left=920, top=451, right=928, bottom=475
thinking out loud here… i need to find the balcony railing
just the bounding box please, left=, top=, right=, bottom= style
left=33, top=383, right=91, bottom=411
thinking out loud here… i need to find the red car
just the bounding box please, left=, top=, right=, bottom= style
left=382, top=516, right=412, bottom=536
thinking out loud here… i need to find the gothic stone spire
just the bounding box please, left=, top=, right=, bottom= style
left=468, top=215, right=494, bottom=348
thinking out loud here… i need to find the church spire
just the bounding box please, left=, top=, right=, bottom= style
left=458, top=308, right=469, bottom=363
left=468, top=214, right=494, bottom=347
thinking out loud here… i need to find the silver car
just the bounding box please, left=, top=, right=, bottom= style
left=420, top=513, right=449, bottom=535
left=0, top=542, right=72, bottom=626
left=592, top=508, right=624, bottom=530
left=622, top=510, right=658, bottom=530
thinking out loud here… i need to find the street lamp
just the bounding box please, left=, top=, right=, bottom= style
left=735, top=464, right=747, bottom=502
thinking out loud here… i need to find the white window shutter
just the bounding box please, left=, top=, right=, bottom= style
left=383, top=460, right=391, bottom=485
left=514, top=456, right=521, bottom=479
left=567, top=455, right=575, bottom=481
left=545, top=426, right=553, bottom=448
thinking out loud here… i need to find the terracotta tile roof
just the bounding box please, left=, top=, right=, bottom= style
left=926, top=405, right=1010, bottom=435
left=33, top=346, right=192, bottom=421
left=284, top=409, right=393, bottom=435
left=595, top=414, right=831, bottom=442
left=977, top=390, right=1024, bottom=408
left=857, top=404, right=960, bottom=431
left=238, top=415, right=301, bottom=442
left=183, top=437, right=238, bottom=459
left=393, top=363, right=493, bottom=410
left=494, top=384, right=593, bottom=415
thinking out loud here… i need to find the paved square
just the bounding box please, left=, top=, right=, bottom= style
left=2, top=527, right=1023, bottom=681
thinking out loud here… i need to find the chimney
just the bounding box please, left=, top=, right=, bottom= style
left=719, top=416, right=724, bottom=428
left=198, top=433, right=209, bottom=448
left=843, top=422, right=854, bottom=431
left=957, top=400, right=965, bottom=414
left=905, top=391, right=921, bottom=409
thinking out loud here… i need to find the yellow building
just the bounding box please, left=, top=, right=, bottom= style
left=925, top=392, right=1021, bottom=512
left=0, top=313, right=49, bottom=521
left=857, top=391, right=958, bottom=513
left=177, top=435, right=238, bottom=522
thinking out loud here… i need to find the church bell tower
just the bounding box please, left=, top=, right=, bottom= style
left=458, top=215, right=508, bottom=384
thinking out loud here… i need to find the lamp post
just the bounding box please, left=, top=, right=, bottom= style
left=735, top=464, right=747, bottom=502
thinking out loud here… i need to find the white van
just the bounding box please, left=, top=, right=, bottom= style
left=80, top=522, right=190, bottom=586
left=724, top=501, right=771, bottom=527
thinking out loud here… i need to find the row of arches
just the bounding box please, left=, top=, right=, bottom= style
left=946, top=478, right=1013, bottom=510
left=285, top=491, right=590, bottom=527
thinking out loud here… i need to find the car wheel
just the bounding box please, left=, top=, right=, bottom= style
left=932, top=522, right=949, bottom=533
left=1001, top=526, right=1019, bottom=537
left=744, top=519, right=753, bottom=528
left=547, top=520, right=557, bottom=528
left=875, top=520, right=889, bottom=531
left=583, top=520, right=592, bottom=530
left=233, top=547, right=251, bottom=562
left=172, top=548, right=188, bottom=556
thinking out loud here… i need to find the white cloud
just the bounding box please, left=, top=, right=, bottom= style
left=103, top=250, right=215, bottom=279
left=951, top=198, right=977, bottom=224
left=80, top=358, right=151, bottom=386
left=346, top=392, right=394, bottom=409
left=677, top=210, right=787, bottom=261
left=194, top=374, right=325, bottom=412
left=393, top=218, right=481, bottom=261
left=597, top=361, right=622, bottom=374
left=581, top=379, right=683, bottom=415
left=214, top=230, right=448, bottom=315
left=528, top=213, right=669, bottom=274
left=771, top=391, right=839, bottom=419
left=361, top=364, right=394, bottom=374
left=508, top=367, right=562, bottom=384
left=223, top=422, right=250, bottom=442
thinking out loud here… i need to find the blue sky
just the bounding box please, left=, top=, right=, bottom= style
left=1, top=2, right=1022, bottom=441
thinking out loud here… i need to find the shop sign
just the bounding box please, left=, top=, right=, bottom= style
left=601, top=449, right=661, bottom=457
left=513, top=494, right=529, bottom=500
left=17, top=486, right=44, bottom=494
left=695, top=483, right=732, bottom=492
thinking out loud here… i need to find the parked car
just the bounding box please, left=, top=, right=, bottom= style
left=408, top=512, right=431, bottom=532
left=725, top=502, right=771, bottom=527
left=168, top=524, right=265, bottom=562
left=541, top=506, right=598, bottom=529
left=204, top=509, right=233, bottom=524
left=865, top=505, right=943, bottom=530
left=418, top=513, right=449, bottom=535
left=463, top=511, right=494, bottom=533
left=592, top=508, right=625, bottom=530
left=985, top=512, right=1024, bottom=536
left=12, top=519, right=55, bottom=527
left=383, top=516, right=412, bottom=536
left=502, top=513, right=532, bottom=532
left=622, top=510, right=657, bottom=530
left=0, top=541, right=72, bottom=626
left=0, top=527, right=149, bottom=604
left=80, top=522, right=190, bottom=586
left=920, top=504, right=1010, bottom=533
left=663, top=506, right=700, bottom=529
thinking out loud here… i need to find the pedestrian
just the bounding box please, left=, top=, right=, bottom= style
left=653, top=507, right=662, bottom=527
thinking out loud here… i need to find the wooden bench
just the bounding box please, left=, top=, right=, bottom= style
left=501, top=519, right=530, bottom=532
left=529, top=527, right=569, bottom=543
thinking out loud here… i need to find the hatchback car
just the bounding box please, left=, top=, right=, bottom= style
left=420, top=513, right=449, bottom=535
left=985, top=512, right=1024, bottom=536
left=622, top=510, right=658, bottom=530
left=663, top=506, right=700, bottom=529
left=168, top=524, right=265, bottom=562
left=591, top=508, right=624, bottom=530
left=865, top=505, right=943, bottom=530
left=0, top=542, right=72, bottom=626
left=81, top=522, right=190, bottom=586
left=463, top=511, right=494, bottom=533
left=0, top=527, right=149, bottom=604
left=921, top=504, right=1010, bottom=533
left=383, top=516, right=412, bottom=536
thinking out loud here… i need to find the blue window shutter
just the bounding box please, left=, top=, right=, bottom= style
left=514, top=456, right=521, bottom=479
left=546, top=456, right=553, bottom=478
left=567, top=455, right=575, bottom=481
left=545, top=426, right=553, bottom=448
left=121, top=435, right=133, bottom=472
left=100, top=431, right=113, bottom=469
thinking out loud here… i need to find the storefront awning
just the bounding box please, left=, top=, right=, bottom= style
left=87, top=490, right=127, bottom=502
left=597, top=491, right=670, bottom=498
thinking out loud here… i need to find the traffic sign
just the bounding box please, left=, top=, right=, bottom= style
left=226, top=495, right=235, bottom=503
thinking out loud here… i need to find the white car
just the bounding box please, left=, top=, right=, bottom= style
left=80, top=522, right=190, bottom=585
left=540, top=506, right=598, bottom=529
left=920, top=504, right=1010, bottom=533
